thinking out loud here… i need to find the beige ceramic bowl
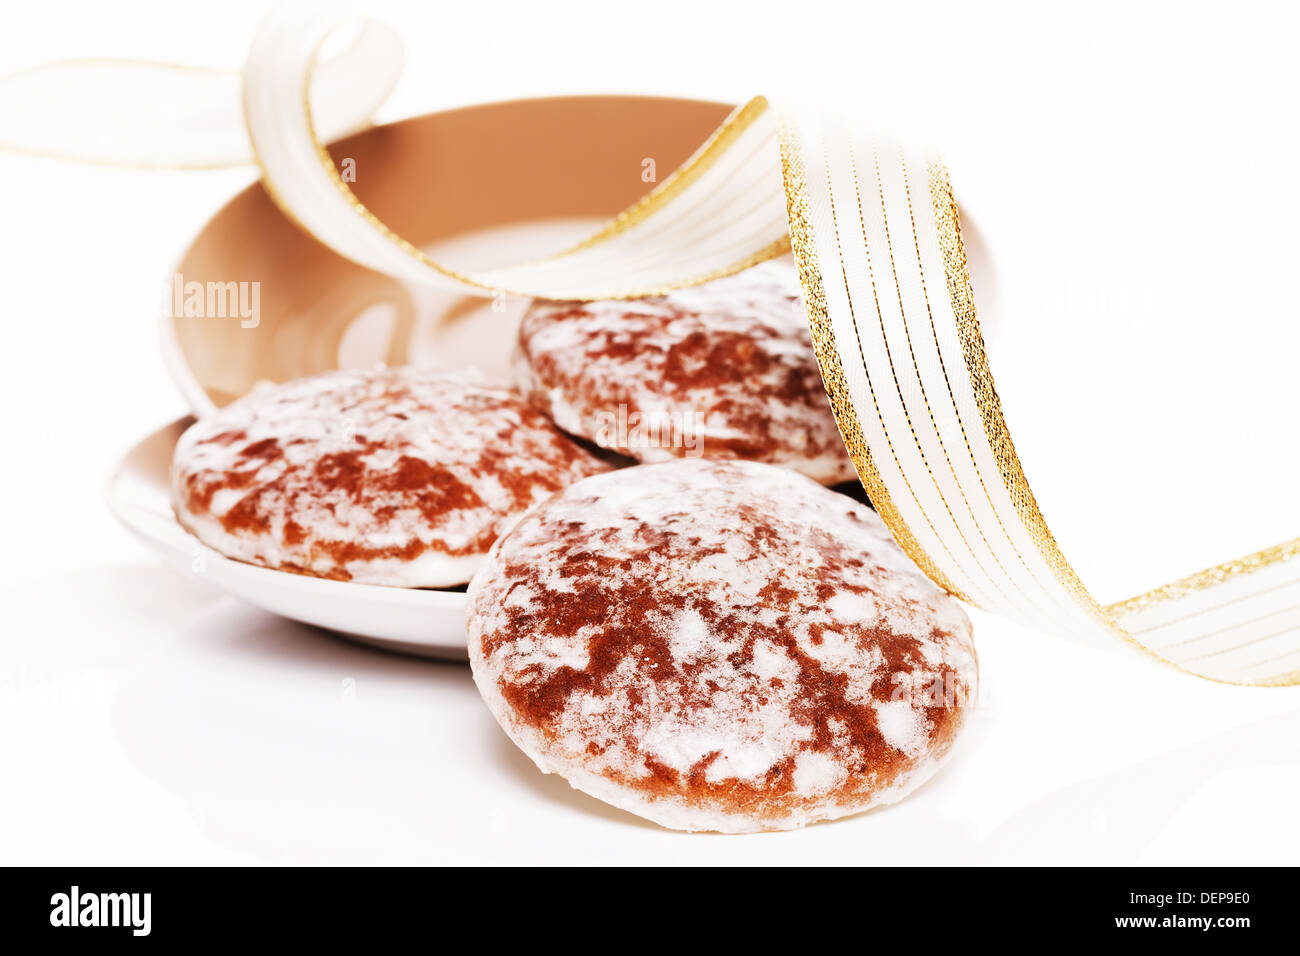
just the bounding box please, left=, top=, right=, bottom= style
left=163, top=94, right=735, bottom=411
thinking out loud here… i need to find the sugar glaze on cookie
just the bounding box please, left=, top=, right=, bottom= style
left=514, top=260, right=857, bottom=484
left=172, top=366, right=609, bottom=587
left=467, top=459, right=977, bottom=832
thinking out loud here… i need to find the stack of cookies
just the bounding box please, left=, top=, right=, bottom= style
left=171, top=260, right=977, bottom=832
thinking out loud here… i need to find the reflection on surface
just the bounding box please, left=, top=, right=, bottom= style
left=984, top=708, right=1300, bottom=865
left=6, top=563, right=1296, bottom=863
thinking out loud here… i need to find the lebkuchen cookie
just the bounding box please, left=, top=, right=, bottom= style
left=513, top=260, right=857, bottom=485
left=171, top=366, right=610, bottom=587
left=467, top=458, right=977, bottom=832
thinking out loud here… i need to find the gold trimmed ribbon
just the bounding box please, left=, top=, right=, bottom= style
left=6, top=2, right=1298, bottom=685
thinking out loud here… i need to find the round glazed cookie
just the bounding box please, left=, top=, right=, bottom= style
left=172, top=366, right=610, bottom=587
left=467, top=459, right=977, bottom=833
left=513, top=260, right=857, bottom=485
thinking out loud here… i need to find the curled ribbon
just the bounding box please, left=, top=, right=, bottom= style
left=5, top=2, right=1298, bottom=685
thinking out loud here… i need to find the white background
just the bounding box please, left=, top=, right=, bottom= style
left=2, top=0, right=1298, bottom=864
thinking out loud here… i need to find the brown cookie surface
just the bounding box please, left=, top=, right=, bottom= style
left=467, top=459, right=976, bottom=832
left=514, top=261, right=857, bottom=484
left=172, top=366, right=609, bottom=587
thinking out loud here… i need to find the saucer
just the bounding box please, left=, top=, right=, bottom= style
left=107, top=416, right=472, bottom=659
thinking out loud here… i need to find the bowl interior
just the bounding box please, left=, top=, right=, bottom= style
left=166, top=95, right=735, bottom=412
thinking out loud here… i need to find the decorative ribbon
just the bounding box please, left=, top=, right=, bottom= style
left=4, top=2, right=1297, bottom=685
